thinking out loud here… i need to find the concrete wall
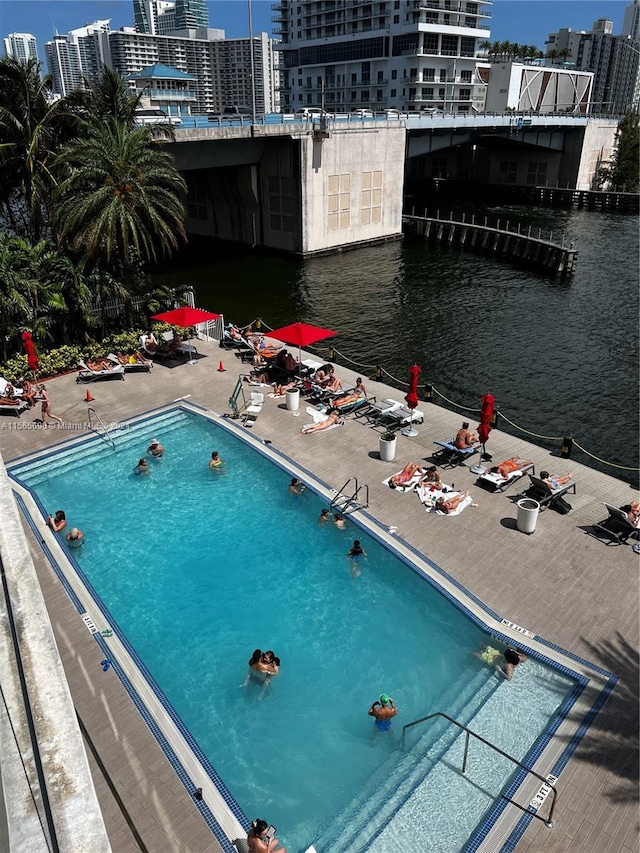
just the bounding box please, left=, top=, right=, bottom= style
left=298, top=125, right=406, bottom=255
left=0, top=460, right=111, bottom=852
left=573, top=118, right=618, bottom=190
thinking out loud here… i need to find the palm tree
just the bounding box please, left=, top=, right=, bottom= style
left=53, top=117, right=187, bottom=271
left=0, top=58, right=82, bottom=240
left=0, top=233, right=35, bottom=359
left=546, top=48, right=560, bottom=66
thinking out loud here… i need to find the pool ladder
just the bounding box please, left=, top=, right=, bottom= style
left=87, top=407, right=115, bottom=449
left=330, top=477, right=369, bottom=516
left=402, top=711, right=558, bottom=829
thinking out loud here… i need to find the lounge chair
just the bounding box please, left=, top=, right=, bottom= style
left=477, top=462, right=535, bottom=492
left=332, top=395, right=374, bottom=416
left=108, top=353, right=152, bottom=373
left=433, top=440, right=479, bottom=468
left=139, top=334, right=171, bottom=360
left=356, top=398, right=403, bottom=425
left=76, top=360, right=125, bottom=383
left=590, top=503, right=640, bottom=545
left=380, top=405, right=425, bottom=431
left=0, top=397, right=29, bottom=417
left=520, top=473, right=576, bottom=509
left=161, top=330, right=198, bottom=360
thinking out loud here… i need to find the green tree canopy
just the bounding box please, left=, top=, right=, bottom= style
left=53, top=117, right=187, bottom=269
left=597, top=111, right=640, bottom=192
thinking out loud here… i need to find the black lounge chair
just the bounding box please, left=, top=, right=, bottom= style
left=520, top=473, right=576, bottom=509
left=433, top=440, right=478, bottom=468
left=591, top=503, right=639, bottom=545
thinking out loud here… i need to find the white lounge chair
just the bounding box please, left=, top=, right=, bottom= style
left=76, top=360, right=125, bottom=383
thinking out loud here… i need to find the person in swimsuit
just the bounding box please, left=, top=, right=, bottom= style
left=39, top=384, right=63, bottom=426
left=368, top=693, right=397, bottom=733
left=17, top=377, right=38, bottom=408
left=289, top=478, right=305, bottom=494
left=496, top=648, right=528, bottom=681
left=435, top=490, right=471, bottom=514
left=247, top=819, right=287, bottom=853
left=474, top=645, right=502, bottom=665
left=301, top=409, right=342, bottom=434
left=209, top=451, right=224, bottom=470
left=621, top=501, right=640, bottom=527
left=333, top=513, right=346, bottom=529
left=347, top=539, right=367, bottom=576
left=318, top=508, right=330, bottom=524
left=389, top=462, right=425, bottom=489
left=540, top=471, right=574, bottom=490
left=418, top=465, right=443, bottom=490
left=47, top=510, right=67, bottom=532
left=489, top=457, right=533, bottom=479
left=147, top=438, right=164, bottom=458
left=454, top=422, right=479, bottom=449
left=66, top=527, right=84, bottom=548
left=134, top=458, right=150, bottom=476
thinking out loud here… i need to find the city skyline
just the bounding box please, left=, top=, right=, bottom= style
left=0, top=0, right=630, bottom=61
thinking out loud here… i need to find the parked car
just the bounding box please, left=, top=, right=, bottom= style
left=295, top=107, right=325, bottom=119
left=350, top=108, right=375, bottom=118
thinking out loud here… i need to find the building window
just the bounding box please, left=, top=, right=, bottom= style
left=499, top=161, right=518, bottom=183
left=460, top=69, right=472, bottom=83
left=361, top=170, right=382, bottom=225
left=390, top=88, right=396, bottom=96
left=377, top=70, right=384, bottom=82
left=328, top=173, right=351, bottom=230
left=459, top=88, right=470, bottom=100
left=376, top=89, right=383, bottom=100
left=424, top=68, right=435, bottom=81
left=394, top=14, right=399, bottom=23
left=391, top=69, right=397, bottom=79
left=361, top=90, right=370, bottom=101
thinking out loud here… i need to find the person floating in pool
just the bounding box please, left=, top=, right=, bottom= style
left=147, top=438, right=164, bottom=458
left=475, top=645, right=528, bottom=681
left=209, top=450, right=225, bottom=470
left=368, top=693, right=397, bottom=733
left=347, top=540, right=367, bottom=576
left=134, top=458, right=150, bottom=476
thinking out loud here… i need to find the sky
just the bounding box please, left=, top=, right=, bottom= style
left=0, top=0, right=630, bottom=60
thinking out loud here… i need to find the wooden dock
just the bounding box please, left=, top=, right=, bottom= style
left=403, top=213, right=577, bottom=276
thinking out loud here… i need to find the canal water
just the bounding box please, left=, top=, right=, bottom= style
left=154, top=206, right=639, bottom=484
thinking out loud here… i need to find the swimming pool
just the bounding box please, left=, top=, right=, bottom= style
left=8, top=405, right=606, bottom=852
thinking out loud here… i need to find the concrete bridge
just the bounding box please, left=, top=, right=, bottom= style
left=166, top=113, right=618, bottom=256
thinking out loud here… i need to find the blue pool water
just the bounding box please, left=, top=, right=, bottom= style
left=10, top=408, right=577, bottom=852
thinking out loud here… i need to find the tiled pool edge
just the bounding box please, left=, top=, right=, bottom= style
left=7, top=401, right=617, bottom=853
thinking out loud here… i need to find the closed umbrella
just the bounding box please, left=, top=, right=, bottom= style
left=21, top=331, right=38, bottom=376
left=402, top=363, right=421, bottom=437
left=477, top=392, right=495, bottom=460
left=268, top=322, right=337, bottom=369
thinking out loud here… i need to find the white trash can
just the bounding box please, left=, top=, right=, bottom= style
left=517, top=498, right=540, bottom=534
left=286, top=388, right=300, bottom=412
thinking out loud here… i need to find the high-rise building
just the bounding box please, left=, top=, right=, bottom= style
left=45, top=21, right=111, bottom=96
left=546, top=8, right=640, bottom=114
left=133, top=0, right=208, bottom=35
left=45, top=21, right=280, bottom=115
left=273, top=0, right=491, bottom=113
left=3, top=33, right=39, bottom=62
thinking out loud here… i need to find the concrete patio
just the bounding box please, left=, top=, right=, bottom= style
left=1, top=337, right=637, bottom=853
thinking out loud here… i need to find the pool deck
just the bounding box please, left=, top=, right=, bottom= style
left=1, top=340, right=638, bottom=853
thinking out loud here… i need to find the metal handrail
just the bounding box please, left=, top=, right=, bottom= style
left=402, top=711, right=558, bottom=828
left=330, top=477, right=369, bottom=514
left=87, top=408, right=115, bottom=449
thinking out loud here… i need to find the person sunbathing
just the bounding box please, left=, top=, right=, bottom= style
left=389, top=462, right=425, bottom=488
left=489, top=457, right=534, bottom=479
left=272, top=380, right=297, bottom=396
left=435, top=489, right=471, bottom=514
left=540, top=470, right=574, bottom=490
left=0, top=395, right=21, bottom=406
left=301, top=409, right=342, bottom=434
left=455, top=422, right=479, bottom=449
left=620, top=502, right=640, bottom=527
left=86, top=357, right=117, bottom=372
left=419, top=465, right=443, bottom=490
left=116, top=351, right=149, bottom=366
left=333, top=390, right=365, bottom=408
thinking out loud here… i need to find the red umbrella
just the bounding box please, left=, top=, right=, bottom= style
left=267, top=322, right=337, bottom=364
left=21, top=331, right=38, bottom=375
left=477, top=393, right=495, bottom=456
left=403, top=363, right=421, bottom=436
left=152, top=306, right=222, bottom=326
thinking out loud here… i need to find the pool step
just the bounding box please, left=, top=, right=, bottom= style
left=10, top=409, right=192, bottom=486
left=317, top=666, right=499, bottom=853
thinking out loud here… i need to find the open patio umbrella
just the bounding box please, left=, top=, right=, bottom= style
left=267, top=322, right=337, bottom=368
left=21, top=330, right=38, bottom=376
left=477, top=392, right=495, bottom=460
left=152, top=306, right=222, bottom=327
left=402, top=363, right=421, bottom=437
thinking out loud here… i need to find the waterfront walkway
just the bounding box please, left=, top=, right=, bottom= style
left=1, top=337, right=637, bottom=853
